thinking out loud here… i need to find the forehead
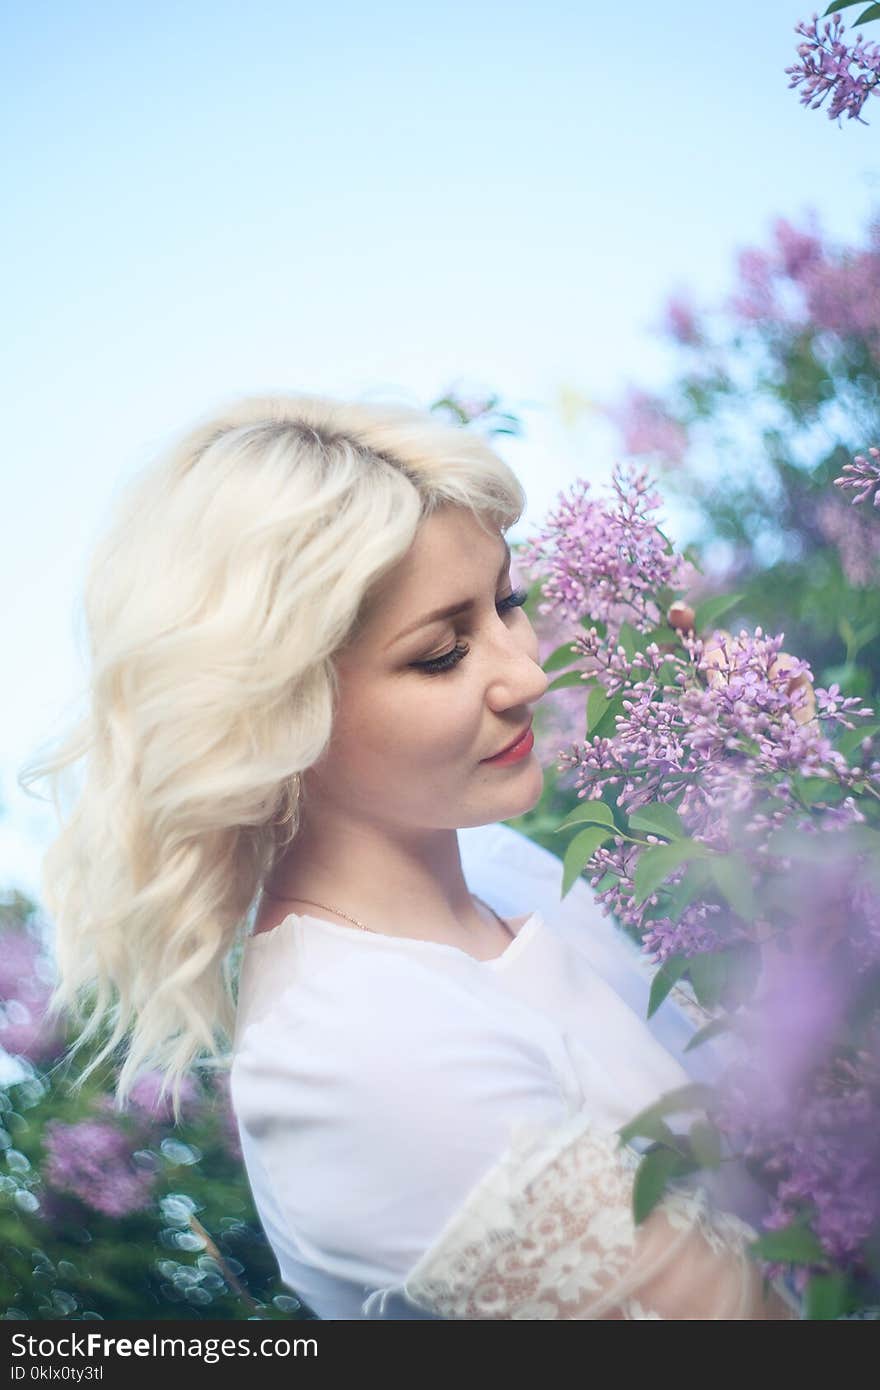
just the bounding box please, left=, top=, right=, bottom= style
left=354, top=508, right=505, bottom=638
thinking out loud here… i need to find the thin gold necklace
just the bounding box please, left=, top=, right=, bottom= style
left=260, top=885, right=515, bottom=940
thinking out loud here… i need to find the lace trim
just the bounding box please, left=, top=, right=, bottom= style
left=361, top=1110, right=800, bottom=1320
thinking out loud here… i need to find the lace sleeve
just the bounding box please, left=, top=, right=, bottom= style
left=364, top=1109, right=801, bottom=1320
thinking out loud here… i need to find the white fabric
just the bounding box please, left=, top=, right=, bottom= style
left=230, top=821, right=800, bottom=1320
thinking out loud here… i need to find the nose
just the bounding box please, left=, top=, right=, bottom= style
left=486, top=621, right=550, bottom=709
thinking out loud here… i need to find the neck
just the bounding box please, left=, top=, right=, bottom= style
left=265, top=805, right=484, bottom=936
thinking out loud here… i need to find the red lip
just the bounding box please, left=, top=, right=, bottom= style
left=483, top=720, right=533, bottom=761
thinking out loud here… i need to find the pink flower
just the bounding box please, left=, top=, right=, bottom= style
left=43, top=1118, right=157, bottom=1218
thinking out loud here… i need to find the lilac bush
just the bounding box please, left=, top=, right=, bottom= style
left=523, top=463, right=880, bottom=1316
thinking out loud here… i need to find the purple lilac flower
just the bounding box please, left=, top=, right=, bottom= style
left=834, top=447, right=880, bottom=508
left=773, top=216, right=825, bottom=282
left=787, top=13, right=880, bottom=125
left=517, top=463, right=695, bottom=642
left=127, top=1068, right=204, bottom=1125
left=805, top=249, right=880, bottom=347
left=43, top=1118, right=157, bottom=1218
left=0, top=928, right=65, bottom=1065
left=814, top=492, right=880, bottom=585
left=716, top=1039, right=880, bottom=1283
left=663, top=294, right=702, bottom=347
left=526, top=461, right=880, bottom=1293
left=728, top=247, right=778, bottom=322
left=602, top=389, right=689, bottom=467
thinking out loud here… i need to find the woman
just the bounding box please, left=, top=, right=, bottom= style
left=24, top=392, right=800, bottom=1319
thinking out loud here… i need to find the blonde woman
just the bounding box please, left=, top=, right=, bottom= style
left=21, top=394, right=800, bottom=1320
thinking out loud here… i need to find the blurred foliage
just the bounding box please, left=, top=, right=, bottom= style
left=601, top=211, right=880, bottom=705
left=0, top=890, right=318, bottom=1322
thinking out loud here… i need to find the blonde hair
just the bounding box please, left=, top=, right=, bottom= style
left=18, top=392, right=526, bottom=1121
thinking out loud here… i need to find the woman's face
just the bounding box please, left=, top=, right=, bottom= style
left=305, top=505, right=550, bottom=831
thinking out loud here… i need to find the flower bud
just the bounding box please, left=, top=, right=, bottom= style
left=667, top=600, right=696, bottom=633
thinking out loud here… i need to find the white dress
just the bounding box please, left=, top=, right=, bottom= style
left=230, top=821, right=801, bottom=1320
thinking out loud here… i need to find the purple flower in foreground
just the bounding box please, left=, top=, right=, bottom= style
left=787, top=13, right=880, bottom=125
left=43, top=1118, right=157, bottom=1217
left=834, top=447, right=880, bottom=508
left=127, top=1068, right=203, bottom=1125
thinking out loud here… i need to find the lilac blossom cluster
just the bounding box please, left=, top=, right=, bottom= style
left=517, top=462, right=695, bottom=641
left=787, top=12, right=880, bottom=125
left=43, top=1118, right=157, bottom=1218
left=528, top=464, right=880, bottom=1298
left=565, top=624, right=876, bottom=966
left=834, top=446, right=880, bottom=507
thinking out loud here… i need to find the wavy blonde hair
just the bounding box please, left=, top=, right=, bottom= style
left=18, top=393, right=526, bottom=1120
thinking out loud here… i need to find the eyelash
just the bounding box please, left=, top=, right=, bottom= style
left=413, top=587, right=529, bottom=676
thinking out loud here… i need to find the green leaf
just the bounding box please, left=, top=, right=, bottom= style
left=836, top=720, right=880, bottom=761
left=683, top=1014, right=735, bottom=1052
left=664, top=859, right=713, bottom=923
left=647, top=953, right=690, bottom=1018
left=586, top=683, right=610, bottom=733
left=555, top=799, right=616, bottom=834
left=683, top=943, right=762, bottom=1014
left=681, top=544, right=704, bottom=575
left=803, top=1272, right=853, bottom=1321
left=589, top=691, right=628, bottom=741
left=726, top=940, right=763, bottom=1008
left=792, top=772, right=840, bottom=806
left=546, top=669, right=587, bottom=693
left=643, top=624, right=680, bottom=647
left=688, top=1119, right=722, bottom=1169
left=561, top=825, right=615, bottom=897
left=693, top=592, right=745, bottom=635
left=616, top=1083, right=716, bottom=1146
left=632, top=1147, right=695, bottom=1225
left=615, top=1115, right=686, bottom=1154
left=823, top=0, right=870, bottom=13
left=633, top=839, right=710, bottom=906
left=748, top=1222, right=827, bottom=1265
left=687, top=952, right=729, bottom=1011
left=629, top=803, right=686, bottom=841
left=855, top=3, right=880, bottom=24
left=542, top=641, right=582, bottom=673
left=710, top=852, right=757, bottom=922
left=616, top=621, right=641, bottom=660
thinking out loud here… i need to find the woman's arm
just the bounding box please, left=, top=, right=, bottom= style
left=392, top=1114, right=800, bottom=1320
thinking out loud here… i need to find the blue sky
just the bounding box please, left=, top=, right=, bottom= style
left=3, top=0, right=880, bottom=898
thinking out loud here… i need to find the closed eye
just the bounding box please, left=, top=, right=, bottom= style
left=412, top=588, right=529, bottom=676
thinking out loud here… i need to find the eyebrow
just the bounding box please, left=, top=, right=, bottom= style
left=385, top=538, right=512, bottom=649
